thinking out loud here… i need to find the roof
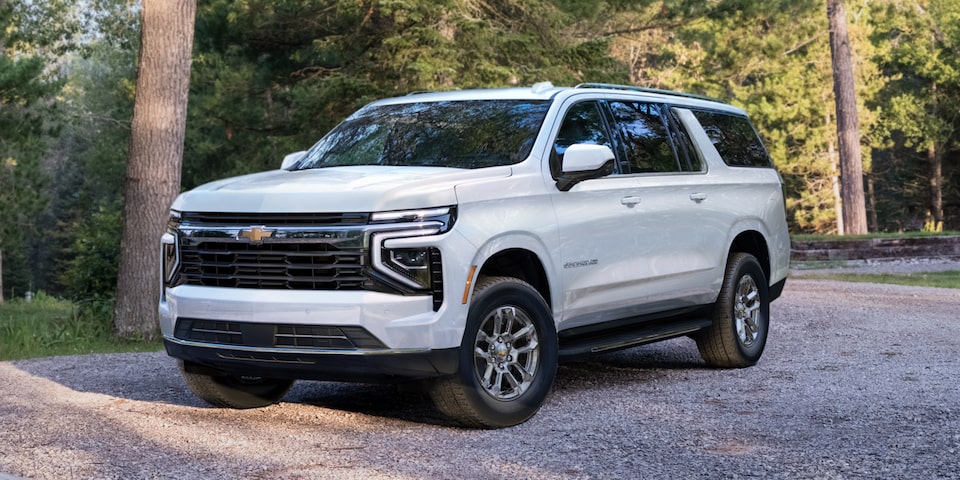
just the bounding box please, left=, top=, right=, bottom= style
left=367, top=82, right=744, bottom=115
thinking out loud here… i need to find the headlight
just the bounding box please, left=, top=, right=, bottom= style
left=369, top=207, right=453, bottom=291
left=161, top=233, right=179, bottom=284
left=371, top=207, right=456, bottom=230
left=371, top=230, right=441, bottom=290
left=382, top=246, right=438, bottom=289
left=161, top=210, right=181, bottom=286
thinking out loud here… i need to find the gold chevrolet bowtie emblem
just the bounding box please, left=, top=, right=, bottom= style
left=239, top=227, right=273, bottom=244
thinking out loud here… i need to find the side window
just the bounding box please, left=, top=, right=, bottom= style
left=668, top=109, right=705, bottom=172
left=552, top=101, right=612, bottom=177
left=692, top=110, right=772, bottom=168
left=607, top=101, right=679, bottom=173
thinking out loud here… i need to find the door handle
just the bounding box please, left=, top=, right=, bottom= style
left=620, top=196, right=641, bottom=206
left=689, top=193, right=707, bottom=203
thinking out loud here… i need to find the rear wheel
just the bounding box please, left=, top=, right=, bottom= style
left=696, top=252, right=769, bottom=368
left=429, top=276, right=557, bottom=428
left=179, top=361, right=294, bottom=409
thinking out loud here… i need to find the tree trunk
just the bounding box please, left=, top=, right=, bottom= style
left=929, top=145, right=944, bottom=227
left=113, top=0, right=197, bottom=340
left=825, top=108, right=844, bottom=234
left=928, top=81, right=944, bottom=230
left=867, top=174, right=879, bottom=233
left=827, top=0, right=868, bottom=235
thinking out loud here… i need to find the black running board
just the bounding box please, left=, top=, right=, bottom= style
left=558, top=318, right=712, bottom=359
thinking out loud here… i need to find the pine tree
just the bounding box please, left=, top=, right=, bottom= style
left=113, top=0, right=197, bottom=340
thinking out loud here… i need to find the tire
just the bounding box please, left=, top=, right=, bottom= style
left=696, top=252, right=770, bottom=368
left=179, top=361, right=294, bottom=409
left=429, top=276, right=558, bottom=428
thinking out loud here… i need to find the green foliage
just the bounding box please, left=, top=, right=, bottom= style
left=0, top=2, right=66, bottom=298
left=802, top=270, right=960, bottom=289
left=37, top=14, right=138, bottom=299
left=0, top=292, right=161, bottom=361
left=184, top=0, right=629, bottom=187
left=60, top=209, right=122, bottom=301
left=869, top=0, right=960, bottom=229
left=2, top=0, right=84, bottom=56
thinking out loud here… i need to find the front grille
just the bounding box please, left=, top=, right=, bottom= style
left=178, top=242, right=366, bottom=290
left=174, top=318, right=388, bottom=350
left=168, top=211, right=445, bottom=309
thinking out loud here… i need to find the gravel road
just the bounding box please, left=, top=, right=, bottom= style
left=2, top=273, right=959, bottom=479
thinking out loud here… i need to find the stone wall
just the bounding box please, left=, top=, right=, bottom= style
left=790, top=235, right=960, bottom=262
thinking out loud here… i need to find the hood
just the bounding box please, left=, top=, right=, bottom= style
left=171, top=165, right=512, bottom=213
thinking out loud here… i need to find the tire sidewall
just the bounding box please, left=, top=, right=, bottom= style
left=456, top=278, right=557, bottom=427
left=725, top=254, right=769, bottom=362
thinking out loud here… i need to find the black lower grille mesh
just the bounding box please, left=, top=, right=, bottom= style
left=174, top=318, right=387, bottom=350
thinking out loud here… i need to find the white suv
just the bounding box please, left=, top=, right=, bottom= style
left=160, top=83, right=790, bottom=427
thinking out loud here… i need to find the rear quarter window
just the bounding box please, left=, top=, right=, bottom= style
left=692, top=110, right=772, bottom=168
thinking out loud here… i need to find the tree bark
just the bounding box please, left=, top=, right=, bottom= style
left=929, top=145, right=943, bottom=227
left=928, top=81, right=944, bottom=229
left=113, top=0, right=197, bottom=340
left=827, top=0, right=868, bottom=234
left=867, top=174, right=879, bottom=233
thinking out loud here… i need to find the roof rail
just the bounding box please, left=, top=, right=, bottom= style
left=574, top=83, right=719, bottom=102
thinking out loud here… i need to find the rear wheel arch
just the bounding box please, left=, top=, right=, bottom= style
left=728, top=230, right=771, bottom=282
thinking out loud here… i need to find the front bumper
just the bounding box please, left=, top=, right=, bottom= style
left=159, top=285, right=465, bottom=350
left=160, top=285, right=467, bottom=382
left=165, top=338, right=459, bottom=382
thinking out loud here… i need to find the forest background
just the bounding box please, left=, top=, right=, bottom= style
left=1, top=0, right=958, bottom=313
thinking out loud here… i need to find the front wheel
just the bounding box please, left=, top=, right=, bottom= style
left=179, top=361, right=294, bottom=409
left=429, top=276, right=558, bottom=428
left=696, top=252, right=770, bottom=368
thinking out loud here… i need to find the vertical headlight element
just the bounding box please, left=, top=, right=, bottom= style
left=161, top=233, right=179, bottom=285
left=161, top=210, right=181, bottom=286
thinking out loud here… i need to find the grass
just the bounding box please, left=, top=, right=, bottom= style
left=0, top=292, right=162, bottom=361
left=800, top=270, right=960, bottom=289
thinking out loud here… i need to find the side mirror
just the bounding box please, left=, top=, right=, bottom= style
left=280, top=151, right=307, bottom=170
left=556, top=144, right=616, bottom=191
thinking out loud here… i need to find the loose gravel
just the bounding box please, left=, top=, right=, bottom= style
left=2, top=269, right=959, bottom=479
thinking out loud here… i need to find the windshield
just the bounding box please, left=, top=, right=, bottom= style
left=292, top=100, right=550, bottom=170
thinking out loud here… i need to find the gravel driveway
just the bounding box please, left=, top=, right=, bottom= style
left=2, top=275, right=959, bottom=479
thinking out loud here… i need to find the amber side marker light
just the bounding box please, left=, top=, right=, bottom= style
left=462, top=265, right=478, bottom=304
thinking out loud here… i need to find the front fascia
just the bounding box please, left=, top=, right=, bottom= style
left=160, top=226, right=477, bottom=351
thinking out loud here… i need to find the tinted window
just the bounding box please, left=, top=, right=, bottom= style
left=692, top=110, right=771, bottom=168
left=608, top=101, right=679, bottom=173
left=294, top=100, right=550, bottom=170
left=668, top=109, right=704, bottom=172
left=552, top=101, right=612, bottom=176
